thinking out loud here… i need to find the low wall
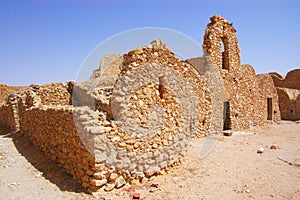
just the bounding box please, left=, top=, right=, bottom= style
left=34, top=82, right=72, bottom=106
left=276, top=88, right=300, bottom=120
left=0, top=103, right=17, bottom=131
left=18, top=102, right=98, bottom=190
left=17, top=95, right=186, bottom=192
left=255, top=74, right=281, bottom=125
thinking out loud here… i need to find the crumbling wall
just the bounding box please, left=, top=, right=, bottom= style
left=270, top=69, right=300, bottom=120
left=0, top=103, right=16, bottom=131
left=187, top=56, right=225, bottom=134
left=12, top=41, right=212, bottom=192
left=202, top=15, right=240, bottom=74
left=30, top=82, right=72, bottom=106
left=231, top=64, right=258, bottom=130
left=72, top=84, right=112, bottom=116
left=276, top=88, right=300, bottom=120
left=119, top=41, right=211, bottom=136
left=0, top=83, right=26, bottom=103
left=90, top=53, right=122, bottom=79
left=255, top=74, right=281, bottom=125
left=270, top=69, right=300, bottom=90
left=18, top=103, right=95, bottom=189
left=202, top=15, right=280, bottom=130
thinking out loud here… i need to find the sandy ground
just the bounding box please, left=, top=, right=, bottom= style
left=0, top=121, right=299, bottom=200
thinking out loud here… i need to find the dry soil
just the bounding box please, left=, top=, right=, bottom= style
left=0, top=121, right=299, bottom=200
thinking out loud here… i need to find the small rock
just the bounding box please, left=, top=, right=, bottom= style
left=149, top=188, right=159, bottom=193
left=150, top=183, right=159, bottom=188
left=257, top=147, right=264, bottom=154
left=115, top=176, right=126, bottom=188
left=104, top=183, right=115, bottom=191
left=145, top=166, right=161, bottom=178
left=245, top=189, right=251, bottom=193
left=108, top=173, right=118, bottom=182
left=270, top=144, right=279, bottom=149
left=94, top=179, right=107, bottom=187
left=132, top=192, right=140, bottom=199
left=130, top=179, right=140, bottom=185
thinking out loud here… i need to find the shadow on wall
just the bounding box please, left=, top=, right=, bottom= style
left=0, top=126, right=87, bottom=193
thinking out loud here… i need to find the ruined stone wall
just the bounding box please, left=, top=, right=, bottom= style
left=202, top=15, right=240, bottom=74
left=255, top=74, right=281, bottom=125
left=72, top=84, right=112, bottom=116
left=31, top=82, right=72, bottom=106
left=270, top=69, right=300, bottom=90
left=0, top=103, right=16, bottom=131
left=187, top=56, right=225, bottom=134
left=10, top=41, right=212, bottom=192
left=0, top=83, right=26, bottom=103
left=18, top=103, right=96, bottom=189
left=270, top=69, right=300, bottom=120
left=202, top=15, right=280, bottom=130
left=231, top=64, right=258, bottom=130
left=119, top=41, right=211, bottom=136
left=276, top=88, right=300, bottom=120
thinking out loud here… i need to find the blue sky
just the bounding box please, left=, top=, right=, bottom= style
left=0, top=0, right=299, bottom=85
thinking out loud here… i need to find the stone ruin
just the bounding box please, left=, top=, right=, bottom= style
left=0, top=15, right=287, bottom=192
left=201, top=15, right=281, bottom=130
left=270, top=69, right=300, bottom=120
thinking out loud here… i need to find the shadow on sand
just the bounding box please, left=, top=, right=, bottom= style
left=0, top=124, right=88, bottom=193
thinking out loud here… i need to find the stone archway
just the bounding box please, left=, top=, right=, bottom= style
left=202, top=15, right=241, bottom=73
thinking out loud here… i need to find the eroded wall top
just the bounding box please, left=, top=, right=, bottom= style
left=202, top=15, right=241, bottom=73
left=270, top=69, right=300, bottom=90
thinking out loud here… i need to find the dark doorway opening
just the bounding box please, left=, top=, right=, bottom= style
left=223, top=101, right=231, bottom=130
left=267, top=98, right=273, bottom=120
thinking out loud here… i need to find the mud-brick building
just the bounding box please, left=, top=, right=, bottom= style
left=189, top=15, right=281, bottom=132
left=270, top=70, right=300, bottom=120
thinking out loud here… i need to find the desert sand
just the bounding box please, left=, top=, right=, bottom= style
left=1, top=121, right=299, bottom=200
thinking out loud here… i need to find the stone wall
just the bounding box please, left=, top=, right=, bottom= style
left=31, top=82, right=72, bottom=106
left=276, top=88, right=300, bottom=120
left=2, top=41, right=212, bottom=192
left=18, top=103, right=96, bottom=190
left=0, top=103, right=16, bottom=131
left=0, top=83, right=26, bottom=103
left=202, top=15, right=281, bottom=130
left=187, top=56, right=225, bottom=134
left=202, top=15, right=240, bottom=74
left=255, top=74, right=281, bottom=125
left=270, top=69, right=300, bottom=90
left=270, top=70, right=300, bottom=120
left=118, top=40, right=212, bottom=137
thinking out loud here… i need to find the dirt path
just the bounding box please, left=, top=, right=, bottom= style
left=0, top=122, right=300, bottom=199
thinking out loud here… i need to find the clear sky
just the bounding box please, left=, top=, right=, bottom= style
left=0, top=0, right=299, bottom=86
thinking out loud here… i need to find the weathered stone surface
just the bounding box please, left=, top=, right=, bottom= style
left=202, top=15, right=281, bottom=130
left=93, top=179, right=107, bottom=187
left=270, top=70, right=300, bottom=120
